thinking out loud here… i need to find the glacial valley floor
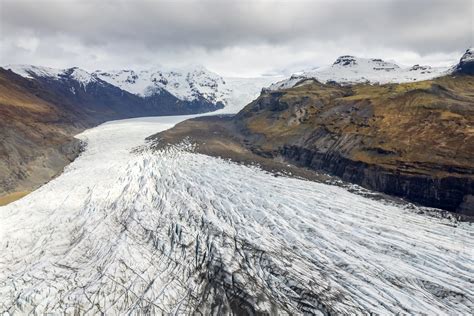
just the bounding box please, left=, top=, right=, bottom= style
left=0, top=115, right=472, bottom=314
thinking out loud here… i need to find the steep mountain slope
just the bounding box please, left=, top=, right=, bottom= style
left=0, top=68, right=85, bottom=201
left=453, top=48, right=474, bottom=75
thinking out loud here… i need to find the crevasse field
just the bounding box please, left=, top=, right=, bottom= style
left=0, top=113, right=472, bottom=314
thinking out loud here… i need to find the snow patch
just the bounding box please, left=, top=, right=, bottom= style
left=68, top=67, right=97, bottom=87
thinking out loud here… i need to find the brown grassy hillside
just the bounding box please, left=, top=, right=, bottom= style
left=238, top=76, right=474, bottom=176
left=0, top=69, right=85, bottom=201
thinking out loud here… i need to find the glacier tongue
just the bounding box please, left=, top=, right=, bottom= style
left=0, top=116, right=472, bottom=314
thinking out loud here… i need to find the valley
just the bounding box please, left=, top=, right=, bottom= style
left=154, top=51, right=474, bottom=215
left=1, top=115, right=472, bottom=314
left=0, top=48, right=473, bottom=314
left=0, top=65, right=277, bottom=203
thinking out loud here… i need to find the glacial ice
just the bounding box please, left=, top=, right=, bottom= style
left=0, top=115, right=472, bottom=314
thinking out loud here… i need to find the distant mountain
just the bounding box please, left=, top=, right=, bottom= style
left=93, top=66, right=230, bottom=105
left=6, top=64, right=284, bottom=115
left=6, top=64, right=225, bottom=116
left=267, top=53, right=466, bottom=90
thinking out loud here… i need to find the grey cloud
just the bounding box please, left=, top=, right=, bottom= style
left=0, top=0, right=472, bottom=75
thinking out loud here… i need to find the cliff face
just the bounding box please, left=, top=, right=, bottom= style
left=234, top=76, right=474, bottom=214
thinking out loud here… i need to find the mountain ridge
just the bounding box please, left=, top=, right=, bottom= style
left=269, top=49, right=474, bottom=90
left=6, top=64, right=231, bottom=107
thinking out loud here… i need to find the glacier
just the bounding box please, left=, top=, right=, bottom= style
left=0, top=113, right=472, bottom=315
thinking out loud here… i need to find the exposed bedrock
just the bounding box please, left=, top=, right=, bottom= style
left=278, top=145, right=474, bottom=215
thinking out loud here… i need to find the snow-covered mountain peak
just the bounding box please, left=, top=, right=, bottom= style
left=453, top=47, right=474, bottom=75
left=93, top=65, right=230, bottom=104
left=6, top=64, right=97, bottom=87
left=64, top=67, right=97, bottom=86
left=331, top=55, right=400, bottom=71
left=268, top=54, right=452, bottom=91
left=460, top=48, right=474, bottom=63
left=6, top=64, right=64, bottom=80
left=333, top=55, right=357, bottom=66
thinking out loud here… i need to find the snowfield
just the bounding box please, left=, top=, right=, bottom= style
left=0, top=115, right=472, bottom=314
left=268, top=55, right=450, bottom=91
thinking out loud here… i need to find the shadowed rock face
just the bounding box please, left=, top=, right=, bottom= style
left=279, top=145, right=474, bottom=213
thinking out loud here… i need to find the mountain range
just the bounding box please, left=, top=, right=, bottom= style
left=5, top=64, right=229, bottom=116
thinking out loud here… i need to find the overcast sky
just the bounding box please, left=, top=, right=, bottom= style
left=0, top=0, right=472, bottom=76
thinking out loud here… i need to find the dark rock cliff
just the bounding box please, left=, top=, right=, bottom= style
left=279, top=145, right=474, bottom=213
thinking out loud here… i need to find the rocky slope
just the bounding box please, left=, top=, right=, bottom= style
left=152, top=51, right=474, bottom=215
left=0, top=68, right=86, bottom=202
